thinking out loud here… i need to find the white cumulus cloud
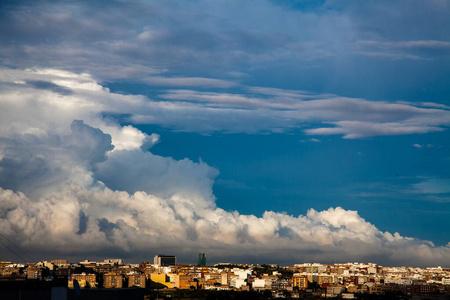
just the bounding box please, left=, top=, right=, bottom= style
left=1, top=67, right=450, bottom=265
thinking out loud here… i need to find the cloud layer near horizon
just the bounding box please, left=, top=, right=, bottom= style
left=1, top=67, right=450, bottom=266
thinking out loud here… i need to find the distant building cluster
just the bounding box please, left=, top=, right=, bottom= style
left=1, top=257, right=450, bottom=298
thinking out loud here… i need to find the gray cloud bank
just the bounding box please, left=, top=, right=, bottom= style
left=1, top=0, right=449, bottom=99
left=1, top=68, right=450, bottom=266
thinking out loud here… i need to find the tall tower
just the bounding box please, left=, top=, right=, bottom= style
left=197, top=253, right=206, bottom=266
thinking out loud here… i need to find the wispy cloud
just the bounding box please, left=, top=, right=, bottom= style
left=357, top=40, right=450, bottom=50
left=156, top=88, right=450, bottom=138
left=355, top=40, right=450, bottom=60
left=143, top=76, right=238, bottom=88
left=2, top=68, right=449, bottom=139
left=412, top=179, right=450, bottom=195
left=352, top=177, right=450, bottom=204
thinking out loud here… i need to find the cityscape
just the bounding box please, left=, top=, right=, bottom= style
left=1, top=254, right=450, bottom=299
left=1, top=1, right=450, bottom=299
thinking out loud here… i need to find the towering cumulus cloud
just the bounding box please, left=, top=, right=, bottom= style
left=0, top=67, right=449, bottom=266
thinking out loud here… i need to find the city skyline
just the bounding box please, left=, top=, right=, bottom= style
left=0, top=0, right=449, bottom=267
left=3, top=257, right=450, bottom=298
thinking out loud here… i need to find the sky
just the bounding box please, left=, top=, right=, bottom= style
left=0, top=0, right=449, bottom=267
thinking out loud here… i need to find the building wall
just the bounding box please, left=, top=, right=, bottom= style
left=150, top=273, right=172, bottom=288
left=175, top=274, right=194, bottom=289
left=292, top=275, right=308, bottom=290
left=69, top=273, right=97, bottom=288
left=26, top=268, right=43, bottom=280
left=128, top=274, right=146, bottom=288
left=253, top=278, right=266, bottom=288
left=231, top=278, right=247, bottom=289
left=104, top=273, right=123, bottom=288
left=154, top=255, right=176, bottom=267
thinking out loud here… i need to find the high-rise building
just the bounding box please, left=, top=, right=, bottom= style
left=154, top=254, right=176, bottom=267
left=197, top=253, right=206, bottom=266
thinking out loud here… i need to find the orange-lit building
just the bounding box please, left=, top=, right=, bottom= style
left=292, top=275, right=308, bottom=290
left=104, top=272, right=123, bottom=288
left=175, top=274, right=197, bottom=289
left=69, top=273, right=97, bottom=288
left=128, top=273, right=146, bottom=288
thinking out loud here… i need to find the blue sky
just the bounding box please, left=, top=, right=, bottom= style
left=0, top=0, right=449, bottom=266
left=145, top=129, right=449, bottom=240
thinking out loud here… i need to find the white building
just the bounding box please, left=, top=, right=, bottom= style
left=231, top=278, right=247, bottom=289
left=253, top=278, right=266, bottom=288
